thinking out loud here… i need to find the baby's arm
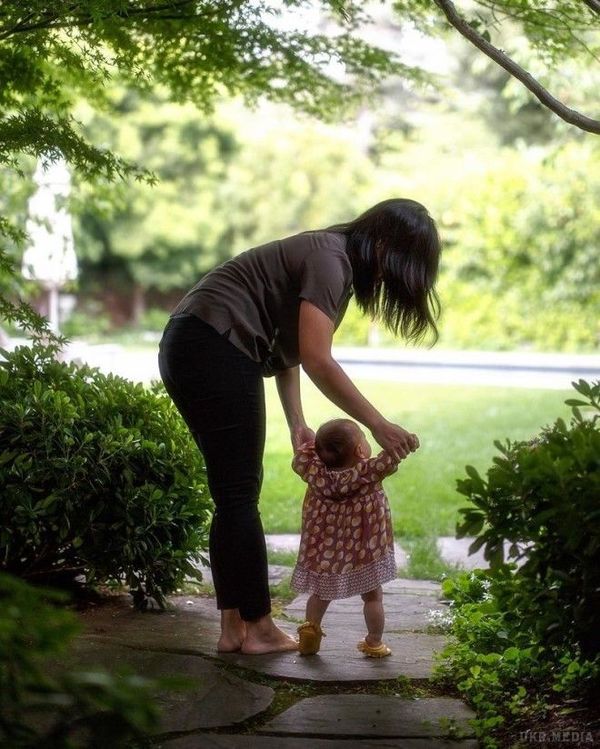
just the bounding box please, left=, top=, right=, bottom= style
left=292, top=440, right=318, bottom=481
left=363, top=450, right=401, bottom=480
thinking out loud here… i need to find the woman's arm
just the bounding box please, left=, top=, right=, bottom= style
left=298, top=300, right=419, bottom=461
left=275, top=365, right=315, bottom=449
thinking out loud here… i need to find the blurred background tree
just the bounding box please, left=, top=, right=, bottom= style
left=1, top=0, right=598, bottom=349
left=70, top=93, right=372, bottom=324
left=0, top=0, right=404, bottom=337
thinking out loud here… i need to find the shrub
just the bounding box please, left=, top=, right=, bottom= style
left=0, top=572, right=161, bottom=748
left=136, top=307, right=169, bottom=332
left=0, top=343, right=211, bottom=609
left=433, top=570, right=600, bottom=749
left=434, top=382, right=600, bottom=747
left=455, top=379, right=600, bottom=657
left=61, top=306, right=113, bottom=339
left=436, top=279, right=600, bottom=352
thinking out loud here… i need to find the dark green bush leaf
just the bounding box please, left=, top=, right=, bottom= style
left=454, top=379, right=600, bottom=657
left=0, top=343, right=211, bottom=609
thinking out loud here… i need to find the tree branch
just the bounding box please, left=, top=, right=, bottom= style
left=0, top=0, right=197, bottom=39
left=474, top=0, right=597, bottom=29
left=581, top=0, right=600, bottom=16
left=433, top=0, right=600, bottom=135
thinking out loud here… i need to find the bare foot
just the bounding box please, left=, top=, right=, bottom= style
left=217, top=633, right=245, bottom=653
left=241, top=619, right=298, bottom=655
left=217, top=609, right=247, bottom=652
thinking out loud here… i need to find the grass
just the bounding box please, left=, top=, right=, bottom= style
left=397, top=536, right=463, bottom=581
left=267, top=549, right=299, bottom=567
left=260, top=377, right=573, bottom=539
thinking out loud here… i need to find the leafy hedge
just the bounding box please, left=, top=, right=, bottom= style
left=429, top=381, right=600, bottom=747
left=0, top=343, right=211, bottom=608
left=455, top=379, right=600, bottom=657
left=432, top=569, right=600, bottom=748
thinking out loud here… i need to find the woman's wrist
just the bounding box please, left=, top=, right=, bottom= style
left=289, top=417, right=307, bottom=431
left=365, top=412, right=387, bottom=432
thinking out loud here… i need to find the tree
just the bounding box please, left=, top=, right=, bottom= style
left=1, top=1, right=598, bottom=338
left=0, top=0, right=399, bottom=334
left=434, top=139, right=600, bottom=350
left=72, top=87, right=240, bottom=319
left=0, top=1, right=597, bottom=182
left=72, top=92, right=373, bottom=318
left=396, top=0, right=600, bottom=134
left=0, top=0, right=408, bottom=334
left=0, top=1, right=404, bottom=180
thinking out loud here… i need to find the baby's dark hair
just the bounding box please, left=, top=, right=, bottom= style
left=315, top=419, right=359, bottom=469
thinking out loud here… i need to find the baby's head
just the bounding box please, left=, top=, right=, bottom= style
left=315, top=418, right=372, bottom=469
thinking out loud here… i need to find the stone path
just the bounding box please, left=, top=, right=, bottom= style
left=66, top=569, right=479, bottom=748
left=259, top=695, right=476, bottom=738
left=156, top=740, right=476, bottom=749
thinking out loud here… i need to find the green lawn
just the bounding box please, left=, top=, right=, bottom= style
left=260, top=377, right=573, bottom=538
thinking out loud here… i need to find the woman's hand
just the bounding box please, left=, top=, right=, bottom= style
left=291, top=423, right=315, bottom=451
left=370, top=418, right=419, bottom=462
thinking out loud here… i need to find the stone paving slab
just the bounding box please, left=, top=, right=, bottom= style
left=437, top=537, right=529, bottom=571
left=71, top=590, right=478, bottom=746
left=386, top=578, right=444, bottom=596
left=192, top=563, right=292, bottom=588
left=50, top=639, right=273, bottom=733
left=157, top=736, right=479, bottom=748
left=267, top=533, right=530, bottom=572
left=78, top=592, right=448, bottom=682
left=259, top=695, right=476, bottom=739
left=218, top=630, right=447, bottom=682
left=242, top=576, right=449, bottom=681
left=78, top=595, right=228, bottom=655
left=285, top=589, right=447, bottom=632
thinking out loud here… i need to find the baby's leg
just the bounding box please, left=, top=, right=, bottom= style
left=298, top=594, right=330, bottom=655
left=361, top=586, right=384, bottom=646
left=306, top=594, right=330, bottom=625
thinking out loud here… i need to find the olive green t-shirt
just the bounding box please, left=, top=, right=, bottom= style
left=170, top=230, right=353, bottom=377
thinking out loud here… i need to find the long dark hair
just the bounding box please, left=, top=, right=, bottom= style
left=325, top=198, right=442, bottom=345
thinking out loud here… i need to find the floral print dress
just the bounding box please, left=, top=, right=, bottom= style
left=290, top=440, right=399, bottom=600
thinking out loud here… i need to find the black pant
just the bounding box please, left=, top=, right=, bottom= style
left=158, top=313, right=270, bottom=621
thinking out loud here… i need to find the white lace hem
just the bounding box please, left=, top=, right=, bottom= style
left=290, top=551, right=397, bottom=600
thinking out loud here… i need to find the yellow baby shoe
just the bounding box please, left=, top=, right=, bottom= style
left=357, top=639, right=392, bottom=658
left=297, top=621, right=326, bottom=655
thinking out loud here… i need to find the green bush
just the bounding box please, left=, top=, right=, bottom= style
left=455, top=379, right=600, bottom=657
left=61, top=305, right=113, bottom=339
left=436, top=141, right=600, bottom=353
left=432, top=380, right=600, bottom=746
left=0, top=343, right=210, bottom=609
left=433, top=570, right=600, bottom=749
left=136, top=307, right=169, bottom=332
left=436, top=279, right=600, bottom=351
left=0, top=572, right=161, bottom=748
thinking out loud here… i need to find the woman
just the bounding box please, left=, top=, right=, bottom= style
left=158, top=198, right=441, bottom=654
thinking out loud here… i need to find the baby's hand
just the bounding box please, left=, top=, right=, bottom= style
left=371, top=418, right=418, bottom=462
left=291, top=424, right=315, bottom=451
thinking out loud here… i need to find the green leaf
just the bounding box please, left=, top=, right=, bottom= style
left=468, top=534, right=487, bottom=554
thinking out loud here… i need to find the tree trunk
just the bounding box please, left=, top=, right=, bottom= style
left=130, top=283, right=146, bottom=325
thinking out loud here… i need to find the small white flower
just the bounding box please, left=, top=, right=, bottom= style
left=426, top=609, right=455, bottom=631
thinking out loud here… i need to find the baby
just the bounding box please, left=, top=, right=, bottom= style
left=290, top=418, right=400, bottom=657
